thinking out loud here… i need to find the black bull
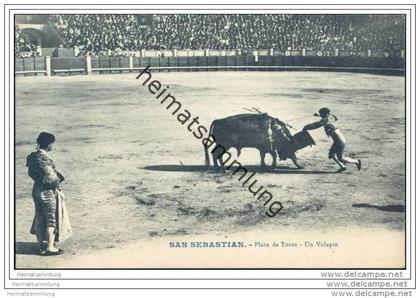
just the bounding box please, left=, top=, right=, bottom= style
left=204, top=113, right=315, bottom=170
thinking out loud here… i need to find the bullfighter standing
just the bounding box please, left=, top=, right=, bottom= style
left=26, top=132, right=72, bottom=256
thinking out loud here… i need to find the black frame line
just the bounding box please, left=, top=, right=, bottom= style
left=7, top=3, right=414, bottom=273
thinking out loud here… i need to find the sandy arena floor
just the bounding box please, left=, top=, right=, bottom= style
left=14, top=71, right=406, bottom=268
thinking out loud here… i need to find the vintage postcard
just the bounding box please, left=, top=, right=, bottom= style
left=2, top=2, right=417, bottom=295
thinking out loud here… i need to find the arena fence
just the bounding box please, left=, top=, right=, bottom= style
left=15, top=54, right=405, bottom=77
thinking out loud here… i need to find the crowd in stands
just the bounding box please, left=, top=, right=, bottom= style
left=15, top=14, right=405, bottom=56
left=15, top=29, right=40, bottom=57
left=147, top=14, right=404, bottom=53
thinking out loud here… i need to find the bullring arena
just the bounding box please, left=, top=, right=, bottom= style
left=13, top=14, right=406, bottom=268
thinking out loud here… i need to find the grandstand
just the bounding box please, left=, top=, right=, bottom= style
left=14, top=14, right=406, bottom=76
left=15, top=14, right=405, bottom=57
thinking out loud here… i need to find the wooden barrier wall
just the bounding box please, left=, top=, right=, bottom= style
left=15, top=55, right=405, bottom=77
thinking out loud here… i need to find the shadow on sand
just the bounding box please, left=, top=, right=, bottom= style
left=143, top=164, right=336, bottom=174
left=352, top=203, right=405, bottom=213
left=15, top=241, right=41, bottom=256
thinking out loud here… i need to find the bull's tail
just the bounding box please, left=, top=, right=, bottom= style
left=204, top=144, right=210, bottom=166
left=204, top=121, right=215, bottom=166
